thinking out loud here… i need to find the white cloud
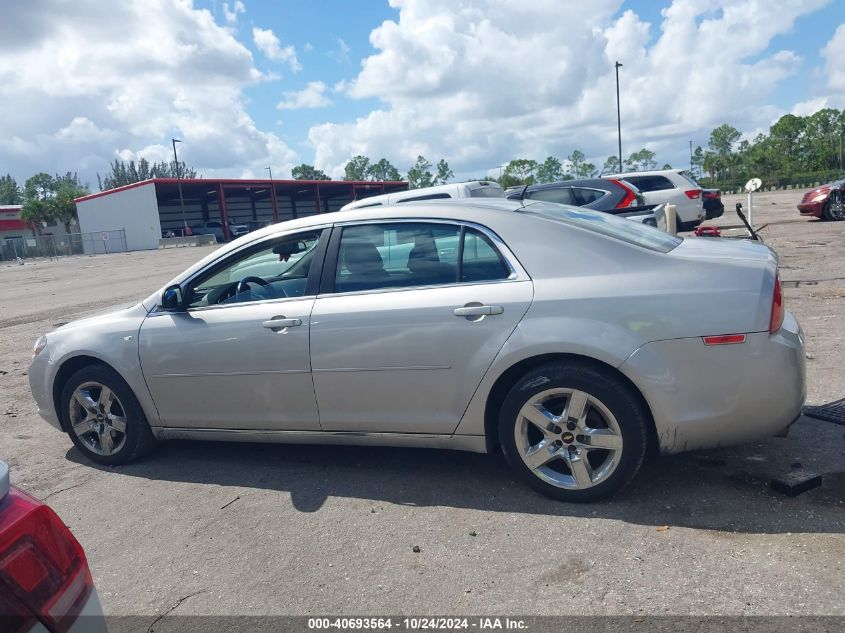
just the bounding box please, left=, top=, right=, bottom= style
left=311, top=0, right=832, bottom=177
left=328, top=38, right=351, bottom=64
left=0, top=0, right=297, bottom=183
left=222, top=1, right=245, bottom=25
left=252, top=26, right=301, bottom=72
left=822, top=24, right=845, bottom=93
left=277, top=81, right=332, bottom=110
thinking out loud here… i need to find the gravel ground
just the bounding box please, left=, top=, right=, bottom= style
left=0, top=189, right=842, bottom=619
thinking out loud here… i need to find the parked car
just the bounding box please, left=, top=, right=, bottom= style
left=703, top=189, right=724, bottom=219
left=797, top=179, right=845, bottom=221
left=340, top=181, right=503, bottom=211
left=504, top=178, right=658, bottom=226
left=0, top=459, right=106, bottom=633
left=193, top=220, right=249, bottom=242
left=611, top=169, right=705, bottom=231
left=28, top=199, right=804, bottom=502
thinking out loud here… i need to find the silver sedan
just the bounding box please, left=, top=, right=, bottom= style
left=29, top=200, right=806, bottom=501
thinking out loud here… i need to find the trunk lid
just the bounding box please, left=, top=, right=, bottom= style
left=670, top=236, right=776, bottom=263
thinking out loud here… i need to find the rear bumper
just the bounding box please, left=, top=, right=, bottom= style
left=798, top=201, right=825, bottom=217
left=620, top=311, right=806, bottom=454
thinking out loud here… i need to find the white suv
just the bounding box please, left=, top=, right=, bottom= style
left=611, top=170, right=705, bottom=230
left=340, top=181, right=503, bottom=211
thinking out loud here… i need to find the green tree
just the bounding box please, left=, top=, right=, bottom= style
left=501, top=158, right=538, bottom=188
left=662, top=163, right=673, bottom=170
left=0, top=174, right=22, bottom=204
left=101, top=159, right=196, bottom=190
left=406, top=155, right=435, bottom=189
left=291, top=164, right=330, bottom=180
left=343, top=155, right=371, bottom=181
left=691, top=146, right=704, bottom=178
left=19, top=198, right=51, bottom=235
left=601, top=156, right=621, bottom=175
left=578, top=162, right=597, bottom=178
left=366, top=158, right=402, bottom=181
left=50, top=182, right=87, bottom=233
left=434, top=159, right=454, bottom=185
left=24, top=172, right=56, bottom=201
left=536, top=156, right=563, bottom=183
left=625, top=148, right=656, bottom=172
left=567, top=150, right=585, bottom=178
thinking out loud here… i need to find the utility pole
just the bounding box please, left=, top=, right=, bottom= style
left=689, top=140, right=693, bottom=174
left=265, top=166, right=273, bottom=180
left=615, top=61, right=623, bottom=173
left=172, top=138, right=187, bottom=230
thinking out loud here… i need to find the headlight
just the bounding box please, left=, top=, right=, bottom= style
left=32, top=335, right=47, bottom=359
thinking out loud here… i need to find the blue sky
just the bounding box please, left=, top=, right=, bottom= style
left=1, top=0, right=843, bottom=184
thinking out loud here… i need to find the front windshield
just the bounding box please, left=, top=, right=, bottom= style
left=520, top=202, right=682, bottom=253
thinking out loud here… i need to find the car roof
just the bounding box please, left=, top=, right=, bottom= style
left=234, top=198, right=527, bottom=241
left=509, top=178, right=620, bottom=192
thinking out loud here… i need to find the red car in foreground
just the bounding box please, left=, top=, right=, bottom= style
left=0, top=460, right=105, bottom=633
left=797, top=179, right=845, bottom=220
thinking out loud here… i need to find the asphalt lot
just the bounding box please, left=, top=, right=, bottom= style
left=0, top=188, right=843, bottom=618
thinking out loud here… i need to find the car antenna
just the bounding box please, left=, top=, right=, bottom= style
left=735, top=202, right=760, bottom=241
left=520, top=184, right=529, bottom=200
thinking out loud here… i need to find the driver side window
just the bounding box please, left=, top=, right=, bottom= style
left=185, top=231, right=323, bottom=309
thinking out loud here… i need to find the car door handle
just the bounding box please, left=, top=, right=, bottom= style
left=453, top=305, right=504, bottom=317
left=262, top=317, right=302, bottom=329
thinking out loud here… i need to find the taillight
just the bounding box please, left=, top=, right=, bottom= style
left=703, top=334, right=746, bottom=345
left=612, top=180, right=637, bottom=209
left=684, top=189, right=702, bottom=199
left=770, top=274, right=784, bottom=334
left=0, top=488, right=93, bottom=633
left=703, top=190, right=720, bottom=199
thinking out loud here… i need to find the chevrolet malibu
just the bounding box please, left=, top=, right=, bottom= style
left=29, top=200, right=806, bottom=501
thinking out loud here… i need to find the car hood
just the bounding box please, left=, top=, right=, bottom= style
left=670, top=236, right=776, bottom=263
left=52, top=301, right=148, bottom=334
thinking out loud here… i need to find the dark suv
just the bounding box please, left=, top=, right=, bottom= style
left=505, top=178, right=657, bottom=225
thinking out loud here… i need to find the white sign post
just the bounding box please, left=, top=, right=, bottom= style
left=744, top=178, right=762, bottom=229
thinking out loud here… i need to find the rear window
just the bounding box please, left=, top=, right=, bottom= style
left=677, top=171, right=702, bottom=188
left=626, top=175, right=674, bottom=192
left=396, top=193, right=452, bottom=203
left=572, top=188, right=607, bottom=204
left=469, top=185, right=504, bottom=198
left=528, top=187, right=577, bottom=206
left=520, top=202, right=682, bottom=253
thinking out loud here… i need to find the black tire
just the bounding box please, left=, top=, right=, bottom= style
left=60, top=364, right=156, bottom=465
left=498, top=362, right=649, bottom=502
left=823, top=191, right=845, bottom=221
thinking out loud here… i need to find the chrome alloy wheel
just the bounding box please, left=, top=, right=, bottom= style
left=514, top=388, right=623, bottom=490
left=68, top=381, right=128, bottom=456
left=829, top=190, right=845, bottom=221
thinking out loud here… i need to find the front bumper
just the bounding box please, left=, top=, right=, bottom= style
left=620, top=311, right=806, bottom=454
left=28, top=351, right=62, bottom=431
left=798, top=200, right=825, bottom=217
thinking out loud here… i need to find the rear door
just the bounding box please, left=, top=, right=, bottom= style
left=309, top=220, right=533, bottom=434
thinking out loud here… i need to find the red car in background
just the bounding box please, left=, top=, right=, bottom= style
left=797, top=179, right=845, bottom=221
left=0, top=460, right=106, bottom=633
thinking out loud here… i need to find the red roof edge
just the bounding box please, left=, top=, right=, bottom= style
left=74, top=178, right=409, bottom=204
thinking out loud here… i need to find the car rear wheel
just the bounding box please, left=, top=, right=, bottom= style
left=60, top=364, right=156, bottom=465
left=498, top=362, right=648, bottom=502
left=823, top=190, right=845, bottom=221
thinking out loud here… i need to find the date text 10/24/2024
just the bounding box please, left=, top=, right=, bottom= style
left=308, top=618, right=528, bottom=630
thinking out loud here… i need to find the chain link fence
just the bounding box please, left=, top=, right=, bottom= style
left=0, top=229, right=128, bottom=262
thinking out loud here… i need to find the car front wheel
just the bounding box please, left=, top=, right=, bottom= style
left=823, top=190, right=845, bottom=221
left=498, top=362, right=649, bottom=502
left=60, top=364, right=156, bottom=465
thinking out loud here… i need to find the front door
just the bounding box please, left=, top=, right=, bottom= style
left=309, top=221, right=533, bottom=434
left=139, top=230, right=327, bottom=430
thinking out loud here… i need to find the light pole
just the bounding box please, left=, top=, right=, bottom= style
left=689, top=140, right=695, bottom=176
left=265, top=166, right=273, bottom=180
left=615, top=61, right=623, bottom=173
left=171, top=138, right=187, bottom=230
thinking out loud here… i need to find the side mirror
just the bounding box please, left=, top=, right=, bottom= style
left=161, top=285, right=184, bottom=311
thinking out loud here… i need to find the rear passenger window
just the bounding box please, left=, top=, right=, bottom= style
left=461, top=229, right=510, bottom=282
left=573, top=188, right=606, bottom=204
left=332, top=223, right=511, bottom=293
left=528, top=187, right=577, bottom=206
left=395, top=193, right=452, bottom=202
